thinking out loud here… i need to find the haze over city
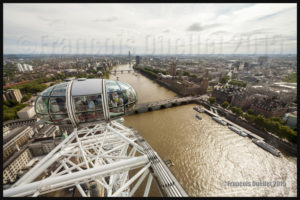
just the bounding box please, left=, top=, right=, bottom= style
left=4, top=3, right=297, bottom=55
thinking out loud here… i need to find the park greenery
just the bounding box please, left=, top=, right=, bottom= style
left=228, top=80, right=247, bottom=87
left=219, top=76, right=247, bottom=87
left=3, top=100, right=28, bottom=121
left=219, top=76, right=230, bottom=84
left=182, top=70, right=197, bottom=78
left=133, top=66, right=159, bottom=79
left=284, top=73, right=297, bottom=83
left=226, top=105, right=297, bottom=143
left=21, top=94, right=32, bottom=103
left=6, top=80, right=48, bottom=96
left=231, top=106, right=243, bottom=117
left=244, top=112, right=297, bottom=143
left=221, top=101, right=229, bottom=109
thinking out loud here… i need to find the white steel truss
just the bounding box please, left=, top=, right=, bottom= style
left=4, top=121, right=155, bottom=197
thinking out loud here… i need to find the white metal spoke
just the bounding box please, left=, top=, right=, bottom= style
left=129, top=169, right=149, bottom=196
left=111, top=163, right=151, bottom=197
left=144, top=173, right=153, bottom=197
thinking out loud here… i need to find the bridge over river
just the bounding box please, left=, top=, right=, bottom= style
left=131, top=96, right=204, bottom=114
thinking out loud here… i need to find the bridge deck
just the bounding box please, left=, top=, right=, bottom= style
left=136, top=96, right=199, bottom=109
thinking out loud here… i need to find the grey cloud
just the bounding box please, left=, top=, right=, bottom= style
left=187, top=23, right=222, bottom=32
left=163, top=29, right=170, bottom=33
left=187, top=23, right=203, bottom=31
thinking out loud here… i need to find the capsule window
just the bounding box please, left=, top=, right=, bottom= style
left=127, top=88, right=137, bottom=104
left=51, top=114, right=71, bottom=124
left=106, top=80, right=120, bottom=92
left=40, top=86, right=55, bottom=96
left=73, top=96, right=88, bottom=112
left=76, top=112, right=100, bottom=123
left=73, top=94, right=104, bottom=122
left=36, top=96, right=49, bottom=114
left=49, top=97, right=67, bottom=114
left=108, top=91, right=125, bottom=117
left=51, top=82, right=68, bottom=96
left=38, top=114, right=52, bottom=122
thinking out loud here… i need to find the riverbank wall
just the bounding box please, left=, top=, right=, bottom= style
left=196, top=100, right=297, bottom=156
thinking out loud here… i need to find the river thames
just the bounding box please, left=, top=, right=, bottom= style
left=110, top=64, right=297, bottom=197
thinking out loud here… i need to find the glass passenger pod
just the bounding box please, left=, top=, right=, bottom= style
left=71, top=79, right=104, bottom=123
left=35, top=82, right=71, bottom=124
left=35, top=79, right=138, bottom=125
left=106, top=80, right=137, bottom=117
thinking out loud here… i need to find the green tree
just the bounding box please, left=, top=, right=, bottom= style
left=208, top=97, right=216, bottom=104
left=221, top=101, right=229, bottom=109
left=231, top=106, right=243, bottom=117
left=183, top=71, right=190, bottom=76
left=228, top=80, right=247, bottom=87
left=21, top=94, right=32, bottom=102
left=283, top=72, right=297, bottom=83
left=270, top=117, right=285, bottom=125
left=220, top=76, right=230, bottom=84
left=254, top=114, right=265, bottom=128
left=4, top=100, right=19, bottom=107
left=244, top=113, right=256, bottom=123
left=247, top=109, right=255, bottom=115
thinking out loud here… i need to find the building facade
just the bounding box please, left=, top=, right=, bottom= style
left=17, top=106, right=36, bottom=120
left=250, top=97, right=288, bottom=118
left=3, top=126, right=34, bottom=162
left=212, top=86, right=245, bottom=104
left=136, top=56, right=140, bottom=66
left=4, top=89, right=23, bottom=102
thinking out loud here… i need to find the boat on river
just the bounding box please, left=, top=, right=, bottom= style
left=195, top=114, right=202, bottom=120
left=212, top=116, right=227, bottom=126
left=228, top=125, right=248, bottom=137
left=193, top=106, right=204, bottom=113
left=252, top=138, right=281, bottom=157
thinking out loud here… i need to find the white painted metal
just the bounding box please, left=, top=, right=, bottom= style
left=4, top=121, right=154, bottom=197
left=66, top=80, right=77, bottom=127
left=6, top=111, right=188, bottom=197
left=144, top=173, right=153, bottom=197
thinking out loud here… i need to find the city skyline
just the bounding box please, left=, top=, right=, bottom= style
left=4, top=3, right=297, bottom=55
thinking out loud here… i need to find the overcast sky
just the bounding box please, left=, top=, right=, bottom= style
left=4, top=3, right=297, bottom=55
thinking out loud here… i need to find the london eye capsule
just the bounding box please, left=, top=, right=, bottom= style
left=35, top=79, right=137, bottom=126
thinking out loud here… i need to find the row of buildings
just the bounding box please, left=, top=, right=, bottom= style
left=156, top=63, right=209, bottom=96
left=212, top=85, right=297, bottom=128
left=3, top=119, right=74, bottom=185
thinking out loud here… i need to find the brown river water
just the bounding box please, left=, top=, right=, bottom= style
left=110, top=64, right=297, bottom=197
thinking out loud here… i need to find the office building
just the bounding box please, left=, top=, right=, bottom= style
left=136, top=56, right=140, bottom=66
left=4, top=89, right=23, bottom=102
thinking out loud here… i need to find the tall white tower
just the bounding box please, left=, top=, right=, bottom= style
left=128, top=51, right=131, bottom=68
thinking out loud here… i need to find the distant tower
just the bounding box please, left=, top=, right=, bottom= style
left=200, top=70, right=209, bottom=94
left=129, top=51, right=131, bottom=67
left=170, top=62, right=177, bottom=77
left=135, top=56, right=140, bottom=66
